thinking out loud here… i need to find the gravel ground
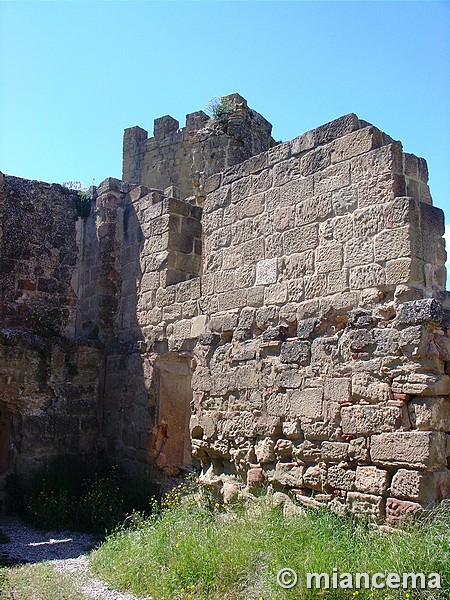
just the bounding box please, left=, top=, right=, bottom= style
left=0, top=516, right=152, bottom=600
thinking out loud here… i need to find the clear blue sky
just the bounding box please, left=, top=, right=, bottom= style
left=1, top=1, right=449, bottom=225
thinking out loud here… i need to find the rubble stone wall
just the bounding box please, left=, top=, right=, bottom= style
left=0, top=175, right=101, bottom=494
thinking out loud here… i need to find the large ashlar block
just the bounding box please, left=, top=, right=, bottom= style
left=349, top=264, right=385, bottom=289
left=314, top=162, right=350, bottom=195
left=371, top=431, right=447, bottom=469
left=374, top=226, right=415, bottom=262
left=255, top=258, right=278, bottom=285
left=341, top=405, right=404, bottom=436
left=330, top=126, right=382, bottom=164
left=386, top=497, right=421, bottom=525
left=391, top=468, right=450, bottom=503
left=289, top=387, right=324, bottom=419
left=385, top=258, right=424, bottom=286
left=351, top=144, right=403, bottom=183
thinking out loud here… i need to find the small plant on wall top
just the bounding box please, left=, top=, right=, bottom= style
left=62, top=180, right=93, bottom=219
left=205, top=96, right=235, bottom=121
left=75, top=190, right=91, bottom=219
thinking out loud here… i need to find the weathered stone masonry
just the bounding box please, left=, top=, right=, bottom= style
left=1, top=95, right=449, bottom=522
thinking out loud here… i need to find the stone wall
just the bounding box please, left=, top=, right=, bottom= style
left=122, top=93, right=273, bottom=201
left=0, top=174, right=101, bottom=495
left=1, top=102, right=449, bottom=522
left=183, top=114, right=449, bottom=522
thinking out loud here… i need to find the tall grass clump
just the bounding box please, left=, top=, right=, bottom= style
left=91, top=485, right=450, bottom=600
left=6, top=456, right=159, bottom=534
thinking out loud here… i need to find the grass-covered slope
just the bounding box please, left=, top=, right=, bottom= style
left=91, top=487, right=450, bottom=600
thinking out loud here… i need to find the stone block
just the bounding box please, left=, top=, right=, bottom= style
left=300, top=147, right=331, bottom=176
left=276, top=369, right=303, bottom=389
left=408, top=397, right=450, bottom=431
left=290, top=387, right=323, bottom=419
left=330, top=126, right=380, bottom=163
left=267, top=462, right=304, bottom=487
left=370, top=431, right=447, bottom=469
left=314, top=162, right=350, bottom=195
left=262, top=325, right=288, bottom=341
left=264, top=283, right=288, bottom=305
left=341, top=404, right=403, bottom=436
left=296, top=194, right=333, bottom=226
left=348, top=437, right=370, bottom=462
left=313, top=113, right=360, bottom=146
left=277, top=176, right=314, bottom=208
left=283, top=224, right=318, bottom=255
left=254, top=437, right=275, bottom=464
left=204, top=186, right=231, bottom=213
left=391, top=468, right=450, bottom=503
left=290, top=130, right=315, bottom=155
left=385, top=258, right=424, bottom=286
left=255, top=305, right=279, bottom=328
left=355, top=466, right=388, bottom=495
left=238, top=192, right=265, bottom=219
left=297, top=317, right=320, bottom=339
left=374, top=226, right=412, bottom=262
left=316, top=242, right=343, bottom=273
left=344, top=239, right=374, bottom=267
left=252, top=170, right=273, bottom=194
left=271, top=206, right=295, bottom=232
left=267, top=142, right=291, bottom=165
left=383, top=196, right=419, bottom=229
left=218, top=289, right=247, bottom=311
left=266, top=392, right=290, bottom=418
left=292, top=440, right=321, bottom=462
left=280, top=340, right=310, bottom=365
left=349, top=264, right=385, bottom=289
left=346, top=492, right=384, bottom=520
left=191, top=315, right=208, bottom=338
left=386, top=497, right=421, bottom=525
left=232, top=340, right=258, bottom=362
left=321, top=441, right=348, bottom=462
left=324, top=377, right=352, bottom=404
left=419, top=202, right=445, bottom=236
left=396, top=298, right=443, bottom=325
left=303, top=463, right=327, bottom=491
left=282, top=419, right=303, bottom=439
left=332, top=185, right=358, bottom=216
left=326, top=270, right=348, bottom=294
left=327, top=466, right=355, bottom=491
left=203, top=173, right=221, bottom=194
left=284, top=250, right=315, bottom=279
left=304, top=273, right=328, bottom=300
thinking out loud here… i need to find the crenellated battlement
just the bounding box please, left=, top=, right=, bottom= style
left=123, top=94, right=273, bottom=201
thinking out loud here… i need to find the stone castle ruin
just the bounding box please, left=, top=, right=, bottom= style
left=1, top=93, right=449, bottom=523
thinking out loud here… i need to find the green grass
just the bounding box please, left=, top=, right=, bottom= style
left=91, top=490, right=450, bottom=600
left=0, top=563, right=84, bottom=599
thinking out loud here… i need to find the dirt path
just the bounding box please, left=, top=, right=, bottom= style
left=0, top=516, right=151, bottom=600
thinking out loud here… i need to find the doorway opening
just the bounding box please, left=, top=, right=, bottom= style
left=152, top=355, right=193, bottom=476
